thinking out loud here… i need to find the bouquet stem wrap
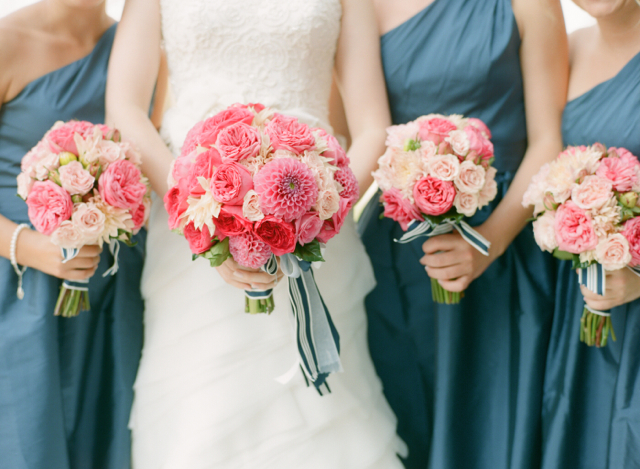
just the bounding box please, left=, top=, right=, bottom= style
left=578, top=264, right=615, bottom=347
left=396, top=218, right=490, bottom=304
left=244, top=255, right=279, bottom=314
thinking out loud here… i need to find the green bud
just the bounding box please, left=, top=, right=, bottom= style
left=59, top=151, right=78, bottom=166
left=403, top=139, right=421, bottom=152
left=71, top=195, right=83, bottom=204
left=619, top=191, right=638, bottom=209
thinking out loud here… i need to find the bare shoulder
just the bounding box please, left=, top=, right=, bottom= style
left=512, top=0, right=564, bottom=38
left=568, top=26, right=596, bottom=65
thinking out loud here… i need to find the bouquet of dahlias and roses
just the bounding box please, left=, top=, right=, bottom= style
left=372, top=114, right=497, bottom=304
left=164, top=103, right=356, bottom=391
left=18, top=120, right=151, bottom=317
left=523, top=144, right=640, bottom=347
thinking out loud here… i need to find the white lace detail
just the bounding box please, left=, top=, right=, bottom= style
left=160, top=0, right=342, bottom=154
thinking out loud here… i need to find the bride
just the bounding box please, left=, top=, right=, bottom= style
left=106, top=0, right=405, bottom=467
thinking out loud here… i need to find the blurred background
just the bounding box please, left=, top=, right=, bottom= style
left=0, top=0, right=595, bottom=32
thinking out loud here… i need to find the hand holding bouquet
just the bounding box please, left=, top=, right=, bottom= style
left=523, top=144, right=640, bottom=347
left=18, top=120, right=151, bottom=317
left=373, top=114, right=497, bottom=304
left=165, top=103, right=357, bottom=391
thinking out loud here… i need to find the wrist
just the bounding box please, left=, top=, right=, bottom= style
left=15, top=228, right=40, bottom=268
left=478, top=221, right=510, bottom=259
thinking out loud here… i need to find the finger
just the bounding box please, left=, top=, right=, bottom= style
left=78, top=245, right=103, bottom=257
left=420, top=250, right=468, bottom=268
left=437, top=276, right=470, bottom=292
left=422, top=234, right=460, bottom=255
left=580, top=284, right=604, bottom=302
left=584, top=298, right=616, bottom=311
left=63, top=266, right=98, bottom=281
left=425, top=264, right=470, bottom=281
left=216, top=264, right=253, bottom=290
left=66, top=256, right=101, bottom=270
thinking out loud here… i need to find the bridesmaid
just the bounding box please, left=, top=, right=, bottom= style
left=358, top=0, right=567, bottom=467
left=541, top=1, right=640, bottom=468
left=0, top=1, right=163, bottom=467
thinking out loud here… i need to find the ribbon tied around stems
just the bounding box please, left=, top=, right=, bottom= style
left=61, top=241, right=120, bottom=289
left=578, top=263, right=609, bottom=316
left=395, top=218, right=491, bottom=256
left=244, top=254, right=279, bottom=301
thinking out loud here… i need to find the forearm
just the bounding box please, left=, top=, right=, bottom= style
left=482, top=137, right=562, bottom=255
left=348, top=127, right=387, bottom=196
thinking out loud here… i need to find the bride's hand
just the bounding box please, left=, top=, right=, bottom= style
left=216, top=257, right=284, bottom=291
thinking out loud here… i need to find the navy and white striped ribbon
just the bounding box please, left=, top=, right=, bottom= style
left=395, top=218, right=491, bottom=256
left=244, top=254, right=279, bottom=301
left=577, top=263, right=609, bottom=317
left=280, top=253, right=342, bottom=395
left=627, top=265, right=640, bottom=278
left=61, top=247, right=90, bottom=291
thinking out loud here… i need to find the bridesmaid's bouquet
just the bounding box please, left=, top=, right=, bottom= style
left=18, top=120, right=151, bottom=317
left=165, top=103, right=354, bottom=392
left=523, top=144, right=640, bottom=347
left=373, top=114, right=497, bottom=304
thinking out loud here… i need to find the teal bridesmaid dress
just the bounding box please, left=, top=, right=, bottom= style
left=360, top=1, right=556, bottom=467
left=541, top=51, right=640, bottom=469
left=0, top=24, right=145, bottom=469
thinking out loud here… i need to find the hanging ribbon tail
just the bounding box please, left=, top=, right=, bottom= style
left=281, top=253, right=342, bottom=394
left=102, top=240, right=121, bottom=277
left=578, top=263, right=606, bottom=296
left=395, top=218, right=490, bottom=256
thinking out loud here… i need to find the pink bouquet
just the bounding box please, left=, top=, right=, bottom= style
left=523, top=144, right=640, bottom=347
left=373, top=114, right=497, bottom=304
left=18, top=120, right=151, bottom=317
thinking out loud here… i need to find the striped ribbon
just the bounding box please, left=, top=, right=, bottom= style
left=61, top=247, right=90, bottom=291
left=280, top=253, right=342, bottom=395
left=396, top=218, right=491, bottom=256
left=578, top=263, right=609, bottom=317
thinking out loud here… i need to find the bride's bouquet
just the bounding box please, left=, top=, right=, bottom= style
left=18, top=121, right=151, bottom=317
left=372, top=114, right=497, bottom=304
left=165, top=103, right=356, bottom=391
left=523, top=144, right=640, bottom=347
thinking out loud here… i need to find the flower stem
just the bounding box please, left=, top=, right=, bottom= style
left=431, top=278, right=463, bottom=305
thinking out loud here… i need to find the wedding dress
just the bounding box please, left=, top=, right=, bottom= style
left=132, top=0, right=406, bottom=467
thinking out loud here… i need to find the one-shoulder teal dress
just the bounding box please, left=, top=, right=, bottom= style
left=541, top=51, right=640, bottom=469
left=0, top=24, right=145, bottom=469
left=359, top=1, right=556, bottom=467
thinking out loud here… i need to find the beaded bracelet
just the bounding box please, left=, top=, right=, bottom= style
left=10, top=223, right=29, bottom=300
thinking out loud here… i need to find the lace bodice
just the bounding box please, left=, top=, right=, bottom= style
left=160, top=0, right=342, bottom=154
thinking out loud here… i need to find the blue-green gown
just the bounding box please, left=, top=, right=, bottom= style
left=359, top=0, right=556, bottom=467
left=541, top=51, right=640, bottom=469
left=0, top=24, right=145, bottom=469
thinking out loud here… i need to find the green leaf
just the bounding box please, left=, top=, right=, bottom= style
left=293, top=239, right=325, bottom=263
left=200, top=238, right=231, bottom=268
left=572, top=258, right=594, bottom=270
left=423, top=210, right=464, bottom=226
left=552, top=248, right=574, bottom=261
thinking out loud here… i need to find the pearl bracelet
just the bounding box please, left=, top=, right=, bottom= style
left=10, top=223, right=29, bottom=300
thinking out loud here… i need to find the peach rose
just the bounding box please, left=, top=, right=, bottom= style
left=454, top=161, right=485, bottom=194
left=571, top=175, right=613, bottom=210
left=51, top=221, right=85, bottom=249
left=59, top=161, right=95, bottom=195
left=427, top=154, right=460, bottom=181
left=453, top=191, right=479, bottom=217
left=242, top=189, right=265, bottom=222
left=595, top=233, right=631, bottom=271
left=532, top=211, right=558, bottom=253
left=72, top=202, right=106, bottom=245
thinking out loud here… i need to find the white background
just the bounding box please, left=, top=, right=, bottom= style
left=0, top=0, right=595, bottom=32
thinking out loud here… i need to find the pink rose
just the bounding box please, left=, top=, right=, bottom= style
left=97, top=140, right=125, bottom=165
left=184, top=222, right=215, bottom=254
left=229, top=230, right=272, bottom=269
left=595, top=234, right=631, bottom=270
left=467, top=118, right=492, bottom=139
left=453, top=192, right=479, bottom=217
left=316, top=197, right=351, bottom=244
left=71, top=202, right=106, bottom=245
left=47, top=121, right=94, bottom=154
left=418, top=117, right=457, bottom=145
left=554, top=201, right=598, bottom=254
left=169, top=153, right=196, bottom=188
left=181, top=121, right=204, bottom=157
left=254, top=215, right=297, bottom=256
left=296, top=212, right=323, bottom=245
left=571, top=175, right=613, bottom=210
left=27, top=180, right=73, bottom=235
left=596, top=148, right=640, bottom=192
left=98, top=159, right=147, bottom=211
left=210, top=162, right=253, bottom=205
left=381, top=188, right=422, bottom=231
left=314, top=187, right=340, bottom=220
left=198, top=107, right=255, bottom=147
left=465, top=125, right=494, bottom=160
left=51, top=221, right=85, bottom=249
left=454, top=161, right=485, bottom=194
left=118, top=141, right=142, bottom=166
left=413, top=176, right=456, bottom=216
left=212, top=205, right=253, bottom=239
left=532, top=211, right=558, bottom=253
left=17, top=172, right=34, bottom=200
left=58, top=161, right=95, bottom=195
left=131, top=198, right=150, bottom=232
left=163, top=183, right=189, bottom=230
left=446, top=130, right=470, bottom=157
left=478, top=167, right=498, bottom=209
left=428, top=154, right=460, bottom=181
left=187, top=148, right=222, bottom=192
left=242, top=190, right=265, bottom=222
left=265, top=114, right=316, bottom=154
left=216, top=122, right=261, bottom=162
left=317, top=129, right=349, bottom=166
left=622, top=217, right=640, bottom=267
left=34, top=152, right=60, bottom=181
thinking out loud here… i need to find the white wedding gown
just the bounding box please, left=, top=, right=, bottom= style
left=132, top=0, right=406, bottom=467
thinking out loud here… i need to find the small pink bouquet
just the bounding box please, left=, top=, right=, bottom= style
left=372, top=114, right=497, bottom=304
left=18, top=120, right=151, bottom=317
left=164, top=103, right=355, bottom=391
left=523, top=144, right=640, bottom=347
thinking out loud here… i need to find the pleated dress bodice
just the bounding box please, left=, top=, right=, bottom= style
left=0, top=24, right=145, bottom=469
left=542, top=50, right=640, bottom=469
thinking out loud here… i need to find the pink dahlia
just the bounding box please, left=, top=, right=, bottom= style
left=229, top=230, right=273, bottom=269
left=334, top=167, right=359, bottom=204
left=254, top=157, right=318, bottom=222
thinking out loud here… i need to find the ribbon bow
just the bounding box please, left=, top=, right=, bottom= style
left=395, top=218, right=491, bottom=256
